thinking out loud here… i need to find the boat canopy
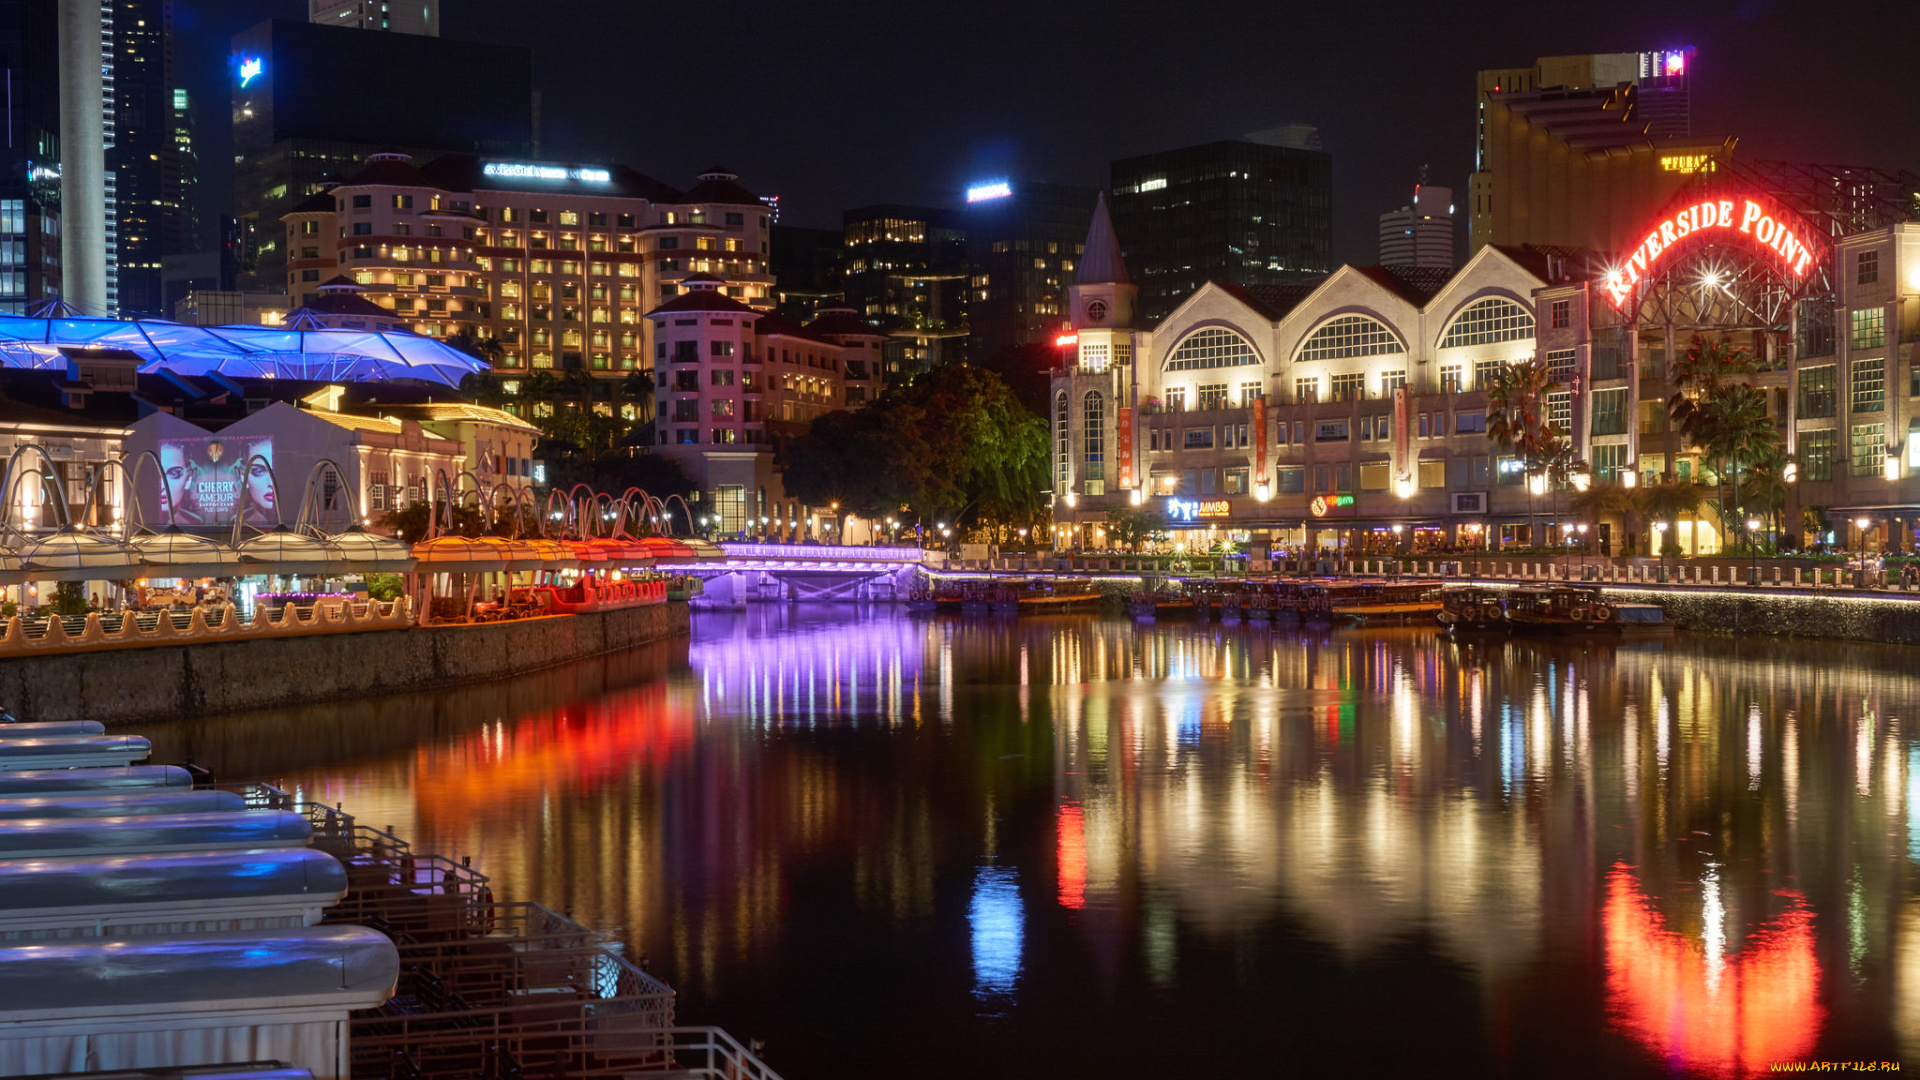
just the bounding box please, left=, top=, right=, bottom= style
left=0, top=765, right=193, bottom=798
left=0, top=720, right=105, bottom=737
left=0, top=809, right=311, bottom=858
left=0, top=789, right=246, bottom=819
left=0, top=735, right=151, bottom=770
left=0, top=847, right=346, bottom=914
left=0, top=924, right=398, bottom=1015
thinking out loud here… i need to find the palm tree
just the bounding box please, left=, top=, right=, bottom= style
left=1486, top=356, right=1566, bottom=546
left=1572, top=478, right=1636, bottom=555
left=446, top=326, right=505, bottom=367
left=1644, top=479, right=1706, bottom=556
left=1667, top=334, right=1759, bottom=446
left=1738, top=447, right=1792, bottom=552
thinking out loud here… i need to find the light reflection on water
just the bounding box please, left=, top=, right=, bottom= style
left=143, top=605, right=1920, bottom=1079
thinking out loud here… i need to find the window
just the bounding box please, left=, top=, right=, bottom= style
left=1165, top=387, right=1187, bottom=412
left=1166, top=327, right=1258, bottom=370
left=1359, top=462, right=1390, bottom=491
left=1224, top=467, right=1249, bottom=494
left=1850, top=308, right=1885, bottom=352
left=1197, top=384, right=1228, bottom=410
left=1544, top=349, right=1575, bottom=384
left=1316, top=420, right=1349, bottom=442
left=1083, top=391, right=1105, bottom=482
left=1294, top=376, right=1318, bottom=404
left=1375, top=415, right=1390, bottom=440
left=1418, top=413, right=1429, bottom=438
left=1330, top=372, right=1365, bottom=401
left=1800, top=365, right=1837, bottom=418
left=1852, top=357, right=1884, bottom=413
left=1593, top=443, right=1626, bottom=481
left=1592, top=388, right=1629, bottom=435
left=1380, top=370, right=1406, bottom=395
left=711, top=428, right=737, bottom=444
left=1858, top=250, right=1880, bottom=285
left=1183, top=428, right=1215, bottom=449
left=300, top=220, right=319, bottom=236
left=1440, top=297, right=1534, bottom=348
left=1277, top=467, right=1304, bottom=494
left=1239, top=382, right=1261, bottom=407
left=1547, top=391, right=1571, bottom=430
left=351, top=195, right=371, bottom=209
left=1440, top=365, right=1462, bottom=393
left=712, top=399, right=735, bottom=418
left=711, top=340, right=735, bottom=357
left=1550, top=299, right=1570, bottom=329
left=1298, top=315, right=1404, bottom=362
left=1055, top=392, right=1070, bottom=486
left=301, top=269, right=319, bottom=281
left=351, top=222, right=372, bottom=236
left=710, top=369, right=735, bottom=386
left=1454, top=410, right=1486, bottom=434
left=1852, top=423, right=1886, bottom=477
left=1802, top=428, right=1836, bottom=481
left=530, top=209, right=548, bottom=223
left=1591, top=326, right=1630, bottom=380
left=1474, top=359, right=1504, bottom=388
left=1419, top=460, right=1446, bottom=489
left=392, top=195, right=413, bottom=209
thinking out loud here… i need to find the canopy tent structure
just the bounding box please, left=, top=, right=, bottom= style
left=0, top=314, right=490, bottom=387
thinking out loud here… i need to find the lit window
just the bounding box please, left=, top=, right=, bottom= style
left=1298, top=315, right=1405, bottom=362
left=1439, top=297, right=1534, bottom=348
left=1165, top=327, right=1258, bottom=371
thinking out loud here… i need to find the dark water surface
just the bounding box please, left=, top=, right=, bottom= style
left=143, top=608, right=1920, bottom=1079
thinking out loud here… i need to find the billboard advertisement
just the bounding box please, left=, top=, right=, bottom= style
left=158, top=437, right=276, bottom=526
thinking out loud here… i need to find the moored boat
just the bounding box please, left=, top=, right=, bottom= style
left=1436, top=586, right=1507, bottom=633
left=1329, top=581, right=1445, bottom=623
left=1502, top=585, right=1671, bottom=635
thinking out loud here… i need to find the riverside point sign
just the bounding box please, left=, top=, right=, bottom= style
left=1604, top=190, right=1825, bottom=308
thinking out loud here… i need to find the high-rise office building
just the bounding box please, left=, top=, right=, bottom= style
left=1378, top=180, right=1456, bottom=269
left=99, top=0, right=116, bottom=313
left=108, top=0, right=184, bottom=317
left=1108, top=136, right=1333, bottom=323
left=230, top=19, right=533, bottom=294
left=767, top=223, right=844, bottom=323
left=309, top=0, right=439, bottom=35
left=1468, top=48, right=1704, bottom=254
left=167, top=86, right=200, bottom=255
left=0, top=0, right=62, bottom=314
left=962, top=180, right=1097, bottom=361
left=842, top=203, right=969, bottom=378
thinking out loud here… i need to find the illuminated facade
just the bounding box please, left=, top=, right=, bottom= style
left=281, top=154, right=777, bottom=390
left=230, top=18, right=534, bottom=294
left=1377, top=182, right=1456, bottom=270
left=1468, top=48, right=1722, bottom=256
left=1052, top=174, right=1920, bottom=557
left=963, top=180, right=1098, bottom=361
left=841, top=204, right=969, bottom=379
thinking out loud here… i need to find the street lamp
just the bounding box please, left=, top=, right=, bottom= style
left=1856, top=516, right=1873, bottom=573
left=1746, top=517, right=1761, bottom=586
left=1654, top=521, right=1669, bottom=582
left=1576, top=522, right=1589, bottom=573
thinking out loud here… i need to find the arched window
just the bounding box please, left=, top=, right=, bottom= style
left=1083, top=391, right=1105, bottom=489
left=1166, top=327, right=1258, bottom=370
left=1054, top=391, right=1070, bottom=488
left=1439, top=297, right=1534, bottom=348
left=1296, top=315, right=1405, bottom=362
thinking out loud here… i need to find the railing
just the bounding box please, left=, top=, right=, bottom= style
left=718, top=542, right=929, bottom=562
left=0, top=599, right=410, bottom=656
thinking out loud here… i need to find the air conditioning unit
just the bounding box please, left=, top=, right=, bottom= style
left=1451, top=491, right=1487, bottom=514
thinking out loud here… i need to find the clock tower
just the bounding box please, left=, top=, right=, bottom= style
left=1051, top=192, right=1142, bottom=527
left=1068, top=192, right=1137, bottom=333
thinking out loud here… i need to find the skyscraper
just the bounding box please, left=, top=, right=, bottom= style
left=1108, top=135, right=1332, bottom=323
left=961, top=179, right=1097, bottom=362
left=230, top=19, right=533, bottom=293
left=1468, top=48, right=1700, bottom=254
left=109, top=0, right=181, bottom=317
left=1377, top=180, right=1455, bottom=269
left=308, top=0, right=439, bottom=36
left=841, top=203, right=969, bottom=378
left=0, top=0, right=63, bottom=313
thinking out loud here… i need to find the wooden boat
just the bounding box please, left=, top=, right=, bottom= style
left=959, top=582, right=993, bottom=615
left=906, top=585, right=940, bottom=612
left=1015, top=582, right=1103, bottom=614
left=1329, top=581, right=1444, bottom=623
left=1128, top=590, right=1195, bottom=619
left=1219, top=590, right=1245, bottom=623
left=1502, top=586, right=1672, bottom=635
left=1436, top=586, right=1506, bottom=633
left=515, top=575, right=668, bottom=615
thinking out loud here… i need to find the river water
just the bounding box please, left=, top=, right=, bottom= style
left=144, top=607, right=1920, bottom=1078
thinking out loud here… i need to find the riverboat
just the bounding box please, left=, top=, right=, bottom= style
left=1436, top=586, right=1508, bottom=633
left=1502, top=586, right=1674, bottom=636
left=1008, top=581, right=1103, bottom=614
left=959, top=582, right=994, bottom=616
left=515, top=576, right=669, bottom=616
left=1128, top=589, right=1195, bottom=619
left=1329, top=581, right=1445, bottom=623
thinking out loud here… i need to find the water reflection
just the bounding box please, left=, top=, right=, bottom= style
left=145, top=607, right=1920, bottom=1078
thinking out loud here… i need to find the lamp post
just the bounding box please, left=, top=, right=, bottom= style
left=1778, top=461, right=1797, bottom=553
left=1390, top=523, right=1403, bottom=578
left=1576, top=522, right=1589, bottom=576
left=1856, top=516, right=1873, bottom=582
left=1654, top=521, right=1669, bottom=583
left=1745, top=517, right=1761, bottom=587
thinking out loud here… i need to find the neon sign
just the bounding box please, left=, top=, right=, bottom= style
left=966, top=180, right=1012, bottom=203
left=482, top=162, right=612, bottom=184
left=1054, top=333, right=1077, bottom=348
left=1308, top=493, right=1355, bottom=517
left=238, top=56, right=263, bottom=87
left=1168, top=498, right=1229, bottom=521
left=1603, top=194, right=1821, bottom=308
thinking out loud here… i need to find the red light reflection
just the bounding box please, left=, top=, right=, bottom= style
left=1056, top=803, right=1086, bottom=910
left=1604, top=861, right=1821, bottom=1077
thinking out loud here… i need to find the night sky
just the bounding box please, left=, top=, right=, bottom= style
left=177, top=0, right=1920, bottom=264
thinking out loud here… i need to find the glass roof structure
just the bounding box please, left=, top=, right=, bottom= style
left=0, top=316, right=490, bottom=387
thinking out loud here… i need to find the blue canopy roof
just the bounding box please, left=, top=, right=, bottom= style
left=0, top=315, right=490, bottom=387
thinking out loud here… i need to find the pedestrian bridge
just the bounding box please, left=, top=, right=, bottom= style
left=684, top=543, right=934, bottom=604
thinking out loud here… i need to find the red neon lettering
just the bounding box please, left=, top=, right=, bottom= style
left=1754, top=217, right=1776, bottom=245
left=1658, top=220, right=1678, bottom=246
left=1674, top=209, right=1692, bottom=238
left=1717, top=200, right=1734, bottom=227
left=1739, top=201, right=1763, bottom=234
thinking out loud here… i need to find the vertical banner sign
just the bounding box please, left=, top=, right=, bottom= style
left=1392, top=388, right=1410, bottom=483
left=1117, top=407, right=1134, bottom=489
left=1253, top=402, right=1267, bottom=485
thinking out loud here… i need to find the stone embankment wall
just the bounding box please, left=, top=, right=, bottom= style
left=1600, top=587, right=1920, bottom=647
left=0, top=604, right=689, bottom=726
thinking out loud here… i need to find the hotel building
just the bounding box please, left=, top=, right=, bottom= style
left=280, top=154, right=776, bottom=385
left=1053, top=180, right=1920, bottom=559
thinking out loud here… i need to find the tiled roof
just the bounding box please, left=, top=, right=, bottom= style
left=804, top=312, right=885, bottom=339
left=1352, top=265, right=1455, bottom=307
left=335, top=157, right=437, bottom=189
left=678, top=176, right=762, bottom=206
left=754, top=313, right=835, bottom=345
left=1214, top=280, right=1324, bottom=322
left=1076, top=192, right=1130, bottom=286
left=287, top=189, right=337, bottom=215
left=359, top=401, right=541, bottom=434
left=645, top=290, right=763, bottom=319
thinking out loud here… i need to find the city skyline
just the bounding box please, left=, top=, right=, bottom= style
left=175, top=0, right=1920, bottom=267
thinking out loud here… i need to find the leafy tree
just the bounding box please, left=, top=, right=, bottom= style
left=1571, top=479, right=1637, bottom=555
left=977, top=342, right=1057, bottom=419
left=1104, top=505, right=1168, bottom=552
left=1486, top=355, right=1566, bottom=541
left=366, top=573, right=406, bottom=601
left=379, top=502, right=485, bottom=544
left=1667, top=335, right=1779, bottom=550
left=1643, top=479, right=1706, bottom=556
left=446, top=327, right=505, bottom=367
